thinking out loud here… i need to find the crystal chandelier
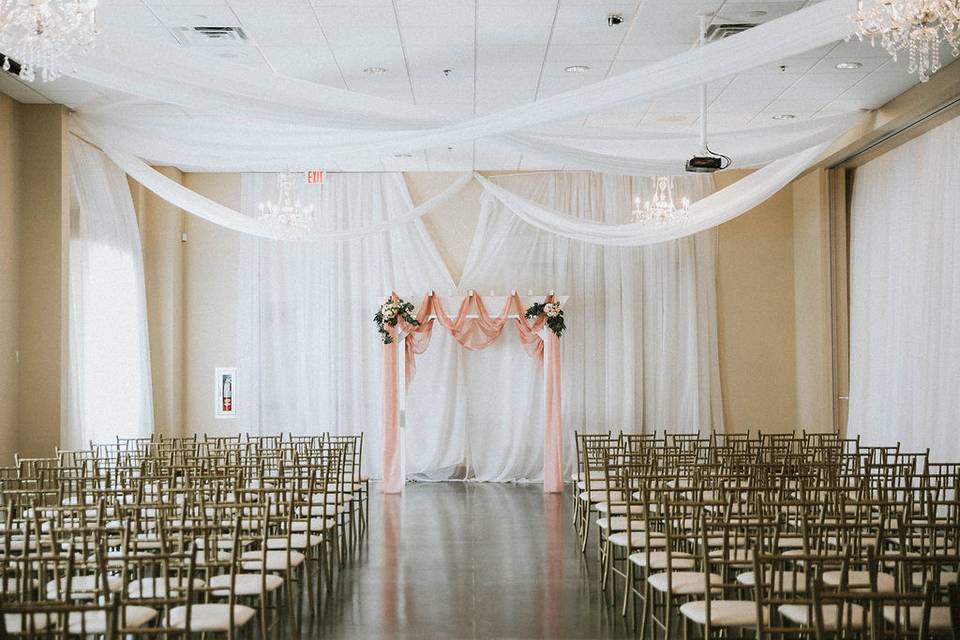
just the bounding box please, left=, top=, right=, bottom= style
left=0, top=0, right=99, bottom=83
left=850, top=0, right=960, bottom=82
left=632, top=177, right=690, bottom=226
left=257, top=172, right=316, bottom=230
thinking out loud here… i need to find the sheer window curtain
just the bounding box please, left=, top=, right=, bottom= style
left=460, top=173, right=724, bottom=479
left=65, top=140, right=154, bottom=449
left=847, top=116, right=960, bottom=460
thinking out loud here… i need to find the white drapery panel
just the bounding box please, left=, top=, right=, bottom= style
left=66, top=0, right=858, bottom=165
left=847, top=116, right=960, bottom=461
left=236, top=173, right=456, bottom=478
left=65, top=140, right=154, bottom=449
left=459, top=173, right=723, bottom=479
left=238, top=171, right=722, bottom=480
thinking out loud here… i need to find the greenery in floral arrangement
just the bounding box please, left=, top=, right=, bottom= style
left=525, top=300, right=565, bottom=338
left=374, top=297, right=420, bottom=344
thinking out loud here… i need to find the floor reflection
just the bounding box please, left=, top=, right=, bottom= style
left=316, top=482, right=631, bottom=639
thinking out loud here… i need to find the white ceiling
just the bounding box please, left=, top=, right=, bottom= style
left=0, top=0, right=933, bottom=171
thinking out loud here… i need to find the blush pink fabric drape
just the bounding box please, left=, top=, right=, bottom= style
left=382, top=291, right=563, bottom=493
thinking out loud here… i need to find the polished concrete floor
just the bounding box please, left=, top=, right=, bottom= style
left=313, top=482, right=631, bottom=639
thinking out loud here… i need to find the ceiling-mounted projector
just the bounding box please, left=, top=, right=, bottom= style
left=685, top=155, right=724, bottom=173
left=685, top=13, right=732, bottom=174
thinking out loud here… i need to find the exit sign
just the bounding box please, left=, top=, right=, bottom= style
left=306, top=170, right=325, bottom=184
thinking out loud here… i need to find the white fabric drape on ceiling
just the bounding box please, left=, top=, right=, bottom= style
left=847, top=115, right=960, bottom=461
left=457, top=173, right=723, bottom=480
left=66, top=0, right=858, bottom=166
left=238, top=171, right=722, bottom=480
left=87, top=118, right=853, bottom=246
left=65, top=140, right=154, bottom=449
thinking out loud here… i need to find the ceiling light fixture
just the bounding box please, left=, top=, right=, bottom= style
left=393, top=153, right=413, bottom=158
left=0, top=0, right=99, bottom=83
left=564, top=65, right=590, bottom=73
left=835, top=61, right=863, bottom=69
left=850, top=0, right=960, bottom=81
left=632, top=177, right=690, bottom=226
left=772, top=113, right=796, bottom=120
left=258, top=172, right=315, bottom=230
left=363, top=66, right=387, bottom=75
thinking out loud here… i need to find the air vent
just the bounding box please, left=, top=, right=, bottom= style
left=174, top=26, right=248, bottom=46
left=704, top=23, right=755, bottom=42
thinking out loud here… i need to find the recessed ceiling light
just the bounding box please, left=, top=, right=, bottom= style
left=772, top=113, right=796, bottom=120
left=835, top=61, right=863, bottom=70
left=564, top=65, right=590, bottom=74
left=393, top=153, right=413, bottom=158
left=657, top=115, right=688, bottom=123
left=363, top=66, right=387, bottom=75
left=745, top=10, right=767, bottom=18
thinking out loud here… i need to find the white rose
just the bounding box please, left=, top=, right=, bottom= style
left=381, top=304, right=397, bottom=319
left=545, top=303, right=560, bottom=318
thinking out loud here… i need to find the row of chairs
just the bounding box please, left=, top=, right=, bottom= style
left=0, top=432, right=369, bottom=638
left=572, top=430, right=960, bottom=638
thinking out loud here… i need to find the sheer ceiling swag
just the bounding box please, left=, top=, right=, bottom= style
left=60, top=0, right=862, bottom=171
left=72, top=115, right=850, bottom=247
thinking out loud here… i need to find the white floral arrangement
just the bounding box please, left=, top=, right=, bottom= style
left=374, top=296, right=419, bottom=344
left=525, top=299, right=566, bottom=338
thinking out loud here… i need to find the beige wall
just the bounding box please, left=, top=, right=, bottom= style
left=0, top=95, right=21, bottom=462
left=403, top=173, right=483, bottom=284
left=132, top=169, right=186, bottom=438
left=792, top=169, right=834, bottom=433
left=714, top=171, right=799, bottom=434
left=180, top=174, right=243, bottom=438
left=16, top=105, right=69, bottom=457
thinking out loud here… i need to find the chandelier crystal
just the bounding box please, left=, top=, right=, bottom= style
left=632, top=177, right=690, bottom=226
left=257, top=172, right=316, bottom=230
left=0, top=0, right=99, bottom=83
left=850, top=0, right=960, bottom=82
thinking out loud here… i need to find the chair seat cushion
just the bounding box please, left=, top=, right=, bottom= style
left=596, top=517, right=644, bottom=531
left=736, top=570, right=807, bottom=592
left=680, top=600, right=764, bottom=627
left=291, top=517, right=335, bottom=533
left=594, top=502, right=628, bottom=515
left=647, top=572, right=722, bottom=595
left=579, top=490, right=623, bottom=503
left=3, top=613, right=52, bottom=633
left=779, top=603, right=866, bottom=630
left=707, top=548, right=753, bottom=565
left=629, top=551, right=695, bottom=570
left=46, top=574, right=124, bottom=599
left=822, top=570, right=895, bottom=592
left=883, top=605, right=952, bottom=631
left=240, top=549, right=306, bottom=570
left=67, top=606, right=157, bottom=633
left=608, top=531, right=666, bottom=548
left=210, top=573, right=284, bottom=596
left=913, top=570, right=958, bottom=587
left=167, top=603, right=256, bottom=632
left=267, top=533, right=323, bottom=549
left=128, top=577, right=205, bottom=599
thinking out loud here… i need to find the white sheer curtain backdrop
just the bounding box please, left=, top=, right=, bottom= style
left=460, top=173, right=724, bottom=479
left=847, top=116, right=960, bottom=461
left=239, top=171, right=723, bottom=481
left=236, top=173, right=457, bottom=478
left=65, top=140, right=154, bottom=449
